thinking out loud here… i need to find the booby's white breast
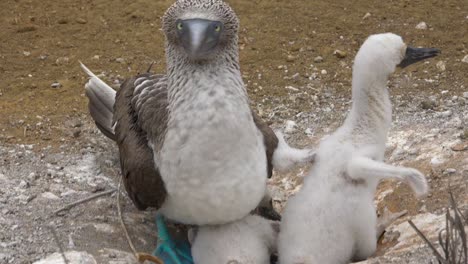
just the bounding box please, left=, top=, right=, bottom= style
left=157, top=74, right=267, bottom=225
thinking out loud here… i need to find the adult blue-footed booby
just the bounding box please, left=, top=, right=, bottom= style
left=278, top=33, right=438, bottom=264
left=81, top=0, right=314, bottom=226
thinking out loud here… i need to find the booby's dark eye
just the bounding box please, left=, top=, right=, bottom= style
left=214, top=25, right=221, bottom=32
left=177, top=22, right=183, bottom=30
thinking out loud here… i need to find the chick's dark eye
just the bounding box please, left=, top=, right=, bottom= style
left=214, top=25, right=221, bottom=32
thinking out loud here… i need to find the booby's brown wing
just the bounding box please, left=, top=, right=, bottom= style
left=113, top=73, right=168, bottom=210
left=252, top=111, right=278, bottom=178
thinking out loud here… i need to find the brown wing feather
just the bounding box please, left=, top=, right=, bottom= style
left=113, top=74, right=168, bottom=210
left=252, top=110, right=278, bottom=178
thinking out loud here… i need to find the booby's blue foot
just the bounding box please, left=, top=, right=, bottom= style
left=152, top=214, right=194, bottom=264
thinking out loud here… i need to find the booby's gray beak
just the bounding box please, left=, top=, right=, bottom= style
left=398, top=46, right=440, bottom=68
left=177, top=19, right=223, bottom=59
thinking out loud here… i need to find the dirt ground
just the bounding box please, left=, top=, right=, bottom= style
left=0, top=0, right=467, bottom=263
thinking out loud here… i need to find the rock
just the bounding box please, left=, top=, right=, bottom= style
left=41, top=192, right=60, bottom=200
left=390, top=213, right=445, bottom=252
left=55, top=56, right=70, bottom=65
left=57, top=18, right=69, bottom=24
left=450, top=142, right=467, bottom=151
left=436, top=110, right=452, bottom=118
left=17, top=25, right=38, bottom=33
left=382, top=230, right=400, bottom=244
left=463, top=92, right=468, bottom=98
left=333, top=49, right=347, bottom=58
left=460, top=129, right=468, bottom=140
left=76, top=18, right=87, bottom=24
left=73, top=129, right=81, bottom=138
left=436, top=61, right=446, bottom=71
left=51, top=82, right=62, bottom=89
left=93, top=223, right=116, bottom=233
left=115, top=57, right=125, bottom=63
left=362, top=12, right=371, bottom=20
left=313, top=56, right=323, bottom=63
left=99, top=249, right=136, bottom=264
left=415, top=21, right=428, bottom=30
left=446, top=117, right=462, bottom=128
left=462, top=55, right=468, bottom=63
left=420, top=100, right=436, bottom=110
left=23, top=51, right=31, bottom=56
left=286, top=55, right=296, bottom=62
left=430, top=156, right=445, bottom=166
left=284, top=120, right=297, bottom=134
left=321, top=69, right=327, bottom=75
left=19, top=180, right=29, bottom=189
left=285, top=86, right=299, bottom=91
left=33, top=251, right=96, bottom=264
left=443, top=168, right=457, bottom=174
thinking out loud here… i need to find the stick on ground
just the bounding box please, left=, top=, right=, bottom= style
left=48, top=225, right=69, bottom=264
left=53, top=189, right=116, bottom=215
left=116, top=176, right=164, bottom=264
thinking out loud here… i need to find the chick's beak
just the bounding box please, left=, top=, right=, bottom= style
left=398, top=46, right=440, bottom=68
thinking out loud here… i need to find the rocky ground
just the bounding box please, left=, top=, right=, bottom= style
left=0, top=0, right=467, bottom=263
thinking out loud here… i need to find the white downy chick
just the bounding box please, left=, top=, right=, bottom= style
left=278, top=33, right=438, bottom=264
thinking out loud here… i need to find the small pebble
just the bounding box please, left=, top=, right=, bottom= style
left=76, top=18, right=87, bottom=24
left=462, top=55, right=468, bottom=63
left=333, top=49, right=347, bottom=58
left=284, top=120, right=297, bottom=134
left=55, top=56, right=70, bottom=65
left=460, top=129, right=468, bottom=140
left=51, top=82, right=62, bottom=88
left=437, top=110, right=452, bottom=118
left=286, top=55, right=296, bottom=62
left=451, top=142, right=468, bottom=151
left=313, top=56, right=323, bottom=63
left=41, top=192, right=60, bottom=200
left=420, top=100, right=436, bottom=110
left=28, top=172, right=38, bottom=181
left=362, top=12, right=371, bottom=20
left=321, top=69, right=327, bottom=75
left=115, top=58, right=125, bottom=63
left=16, top=25, right=38, bottom=33
left=436, top=61, right=446, bottom=71
left=57, top=18, right=69, bottom=24
left=19, top=180, right=29, bottom=189
left=444, top=168, right=457, bottom=174
left=72, top=129, right=81, bottom=138
left=463, top=92, right=468, bottom=98
left=430, top=156, right=445, bottom=166
left=415, top=21, right=428, bottom=30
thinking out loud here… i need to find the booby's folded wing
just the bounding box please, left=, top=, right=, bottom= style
left=252, top=111, right=278, bottom=178
left=252, top=111, right=316, bottom=177
left=113, top=73, right=168, bottom=210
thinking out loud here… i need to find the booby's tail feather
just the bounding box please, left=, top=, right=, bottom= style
left=80, top=62, right=117, bottom=141
left=347, top=156, right=429, bottom=197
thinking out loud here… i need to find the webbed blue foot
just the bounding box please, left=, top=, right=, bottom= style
left=153, top=213, right=194, bottom=264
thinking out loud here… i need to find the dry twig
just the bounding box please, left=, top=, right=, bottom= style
left=409, top=191, right=467, bottom=264
left=116, top=176, right=164, bottom=264
left=48, top=225, right=69, bottom=264
left=53, top=189, right=116, bottom=215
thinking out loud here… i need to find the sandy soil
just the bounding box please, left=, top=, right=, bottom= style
left=0, top=0, right=467, bottom=263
